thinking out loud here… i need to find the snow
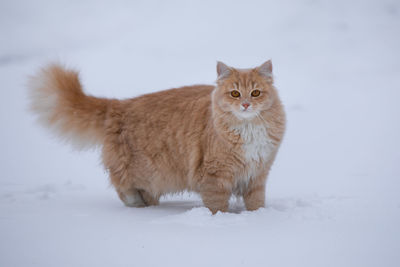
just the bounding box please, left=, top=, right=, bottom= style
left=1, top=0, right=400, bottom=266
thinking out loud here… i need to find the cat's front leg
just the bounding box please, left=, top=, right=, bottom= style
left=201, top=190, right=231, bottom=214
left=243, top=173, right=267, bottom=211
left=199, top=176, right=232, bottom=214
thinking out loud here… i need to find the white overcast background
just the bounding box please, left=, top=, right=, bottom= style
left=0, top=0, right=399, bottom=266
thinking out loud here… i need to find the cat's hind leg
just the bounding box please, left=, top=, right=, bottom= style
left=117, top=188, right=146, bottom=207
left=103, top=141, right=160, bottom=207
left=117, top=188, right=160, bottom=207
left=138, top=189, right=160, bottom=206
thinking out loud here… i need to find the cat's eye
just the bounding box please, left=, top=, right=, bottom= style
left=231, top=90, right=241, bottom=98
left=251, top=89, right=261, bottom=97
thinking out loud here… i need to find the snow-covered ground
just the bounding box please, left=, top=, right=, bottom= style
left=1, top=0, right=399, bottom=266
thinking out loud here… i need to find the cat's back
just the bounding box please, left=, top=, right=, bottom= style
left=133, top=84, right=213, bottom=107
left=121, top=84, right=214, bottom=133
left=127, top=84, right=213, bottom=115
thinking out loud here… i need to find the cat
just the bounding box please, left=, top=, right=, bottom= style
left=28, top=60, right=286, bottom=214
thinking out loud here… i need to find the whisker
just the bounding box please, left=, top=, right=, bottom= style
left=256, top=112, right=268, bottom=125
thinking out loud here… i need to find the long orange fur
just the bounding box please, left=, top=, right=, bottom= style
left=28, top=61, right=286, bottom=214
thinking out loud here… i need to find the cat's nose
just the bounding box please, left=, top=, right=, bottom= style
left=242, top=103, right=250, bottom=110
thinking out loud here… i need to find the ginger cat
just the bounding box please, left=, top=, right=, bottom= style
left=29, top=60, right=286, bottom=214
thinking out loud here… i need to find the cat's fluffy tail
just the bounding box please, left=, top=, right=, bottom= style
left=28, top=64, right=111, bottom=149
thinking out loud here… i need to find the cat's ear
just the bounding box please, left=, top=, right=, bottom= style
left=217, top=61, right=231, bottom=80
left=257, top=60, right=273, bottom=77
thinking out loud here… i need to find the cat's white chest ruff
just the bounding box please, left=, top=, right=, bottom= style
left=231, top=123, right=274, bottom=195
left=232, top=123, right=274, bottom=163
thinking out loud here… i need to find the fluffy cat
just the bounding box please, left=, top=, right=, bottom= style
left=28, top=60, right=286, bottom=213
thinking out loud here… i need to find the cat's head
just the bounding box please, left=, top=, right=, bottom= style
left=213, top=60, right=276, bottom=120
